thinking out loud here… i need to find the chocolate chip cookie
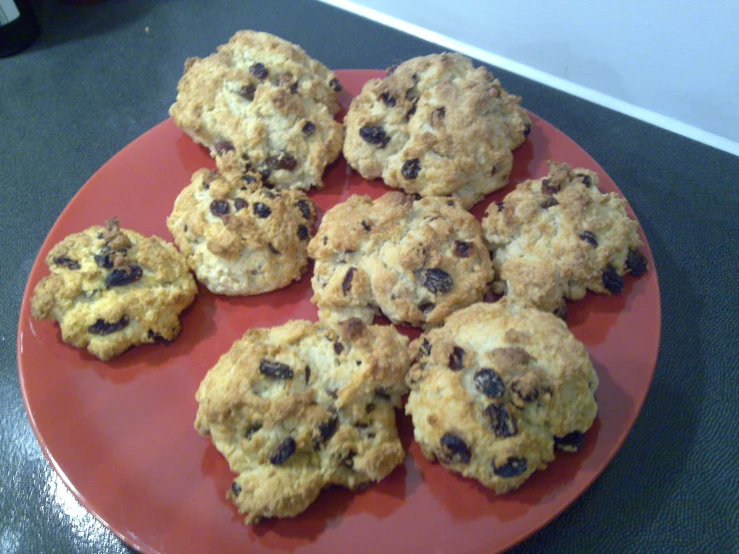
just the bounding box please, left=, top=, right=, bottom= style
left=30, top=218, right=197, bottom=361
left=166, top=168, right=316, bottom=296
left=406, top=298, right=598, bottom=493
left=343, top=52, right=530, bottom=208
left=194, top=318, right=410, bottom=523
left=481, top=161, right=648, bottom=316
left=308, top=192, right=494, bottom=328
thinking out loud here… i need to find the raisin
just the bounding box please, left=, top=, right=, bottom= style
left=402, top=158, right=421, bottom=180
left=554, top=302, right=568, bottom=320
left=433, top=107, right=445, bottom=121
left=495, top=201, right=505, bottom=212
left=333, top=342, right=344, bottom=355
left=420, top=339, right=432, bottom=356
left=302, top=121, right=315, bottom=135
left=440, top=433, right=471, bottom=464
left=238, top=84, right=256, bottom=101
left=231, top=482, right=242, bottom=496
left=523, top=123, right=532, bottom=138
left=289, top=81, right=299, bottom=94
left=253, top=202, right=271, bottom=218
left=359, top=126, right=389, bottom=147
left=249, top=62, right=268, bottom=80
left=406, top=101, right=418, bottom=119
left=542, top=178, right=560, bottom=195
left=259, top=360, right=294, bottom=379
left=355, top=422, right=369, bottom=429
left=474, top=368, right=505, bottom=398
left=268, top=244, right=280, bottom=255
left=234, top=198, right=248, bottom=211
left=342, top=267, right=356, bottom=295
left=602, top=265, right=624, bottom=294
left=380, top=92, right=396, bottom=106
left=53, top=257, right=80, bottom=270
left=361, top=220, right=372, bottom=232
left=94, top=253, right=113, bottom=269
left=265, top=152, right=298, bottom=171
left=454, top=241, right=470, bottom=258
left=305, top=365, right=311, bottom=384
left=374, top=386, right=391, bottom=400
left=342, top=451, right=356, bottom=468
left=386, top=61, right=401, bottom=75
left=298, top=226, right=310, bottom=240
left=626, top=247, right=648, bottom=276
left=510, top=378, right=539, bottom=404
left=88, top=316, right=129, bottom=335
left=493, top=457, right=528, bottom=478
left=106, top=265, right=143, bottom=287
left=317, top=416, right=339, bottom=446
left=580, top=174, right=592, bottom=187
left=419, top=302, right=435, bottom=314
left=297, top=200, right=312, bottom=219
left=329, top=78, right=342, bottom=92
left=269, top=437, right=296, bottom=465
left=214, top=140, right=234, bottom=155
left=243, top=174, right=257, bottom=185
left=210, top=199, right=230, bottom=217
left=554, top=431, right=585, bottom=453
left=484, top=403, right=517, bottom=437
left=449, top=346, right=465, bottom=370
left=245, top=423, right=262, bottom=440
left=326, top=388, right=338, bottom=399
left=580, top=231, right=598, bottom=247
left=419, top=268, right=453, bottom=294
left=540, top=197, right=559, bottom=209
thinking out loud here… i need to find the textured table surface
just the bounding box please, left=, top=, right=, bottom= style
left=2, top=1, right=738, bottom=552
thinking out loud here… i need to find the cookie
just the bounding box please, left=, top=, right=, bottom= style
left=405, top=298, right=598, bottom=494
left=194, top=318, right=410, bottom=523
left=481, top=161, right=648, bottom=316
left=30, top=218, right=197, bottom=361
left=169, top=30, right=344, bottom=191
left=343, top=52, right=530, bottom=209
left=308, top=192, right=494, bottom=328
left=167, top=168, right=316, bottom=296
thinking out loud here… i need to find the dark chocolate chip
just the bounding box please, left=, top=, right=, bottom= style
left=361, top=220, right=372, bottom=232
left=214, top=140, right=234, bottom=156
left=474, top=368, right=505, bottom=398
left=106, top=265, right=143, bottom=287
left=602, top=265, right=624, bottom=294
left=269, top=437, right=296, bottom=465
left=333, top=342, right=344, bottom=355
left=419, top=268, right=453, bottom=294
left=554, top=431, right=585, bottom=453
left=231, top=481, right=242, bottom=496
left=53, top=257, right=80, bottom=270
left=483, top=403, right=517, bottom=437
left=342, top=267, right=356, bottom=295
left=210, top=199, right=230, bottom=217
left=540, top=197, right=559, bottom=209
left=493, top=456, right=528, bottom=478
left=297, top=200, right=312, bottom=220
left=329, top=78, right=342, bottom=92
left=449, top=346, right=465, bottom=370
left=234, top=198, right=248, bottom=211
left=302, top=121, right=315, bottom=135
left=402, top=158, right=421, bottom=180
left=259, top=359, right=294, bottom=379
left=359, top=125, right=390, bottom=147
left=298, top=225, right=310, bottom=240
left=88, top=316, right=129, bottom=335
left=249, top=62, right=268, bottom=80
left=440, top=433, right=471, bottom=464
left=580, top=231, right=598, bottom=247
left=419, top=302, right=435, bottom=315
left=380, top=92, right=396, bottom=106
left=454, top=241, right=470, bottom=258
left=253, top=202, right=271, bottom=218
left=626, top=248, right=648, bottom=276
left=238, top=84, right=256, bottom=101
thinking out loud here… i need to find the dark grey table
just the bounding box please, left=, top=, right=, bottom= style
left=2, top=1, right=738, bottom=552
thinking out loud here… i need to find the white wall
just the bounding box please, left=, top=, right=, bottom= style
left=320, top=0, right=739, bottom=155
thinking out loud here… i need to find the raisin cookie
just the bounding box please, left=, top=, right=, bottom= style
left=343, top=52, right=530, bottom=209
left=194, top=318, right=410, bottom=523
left=170, top=30, right=344, bottom=190
left=481, top=161, right=649, bottom=316
left=167, top=168, right=316, bottom=296
left=308, top=192, right=494, bottom=328
left=30, top=218, right=197, bottom=361
left=406, top=298, right=598, bottom=494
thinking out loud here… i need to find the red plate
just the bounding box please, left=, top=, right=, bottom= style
left=18, top=70, right=660, bottom=553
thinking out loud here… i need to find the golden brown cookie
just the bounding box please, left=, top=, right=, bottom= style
left=194, top=318, right=410, bottom=523
left=406, top=298, right=598, bottom=493
left=30, top=218, right=197, bottom=361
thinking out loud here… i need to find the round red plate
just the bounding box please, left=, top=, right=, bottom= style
left=18, top=70, right=660, bottom=554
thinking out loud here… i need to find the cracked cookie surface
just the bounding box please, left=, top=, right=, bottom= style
left=406, top=298, right=598, bottom=493
left=343, top=52, right=530, bottom=208
left=308, top=191, right=494, bottom=328
left=481, top=161, right=648, bottom=316
left=170, top=30, right=343, bottom=190
left=30, top=218, right=197, bottom=361
left=167, top=168, right=316, bottom=295
left=194, top=318, right=410, bottom=523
